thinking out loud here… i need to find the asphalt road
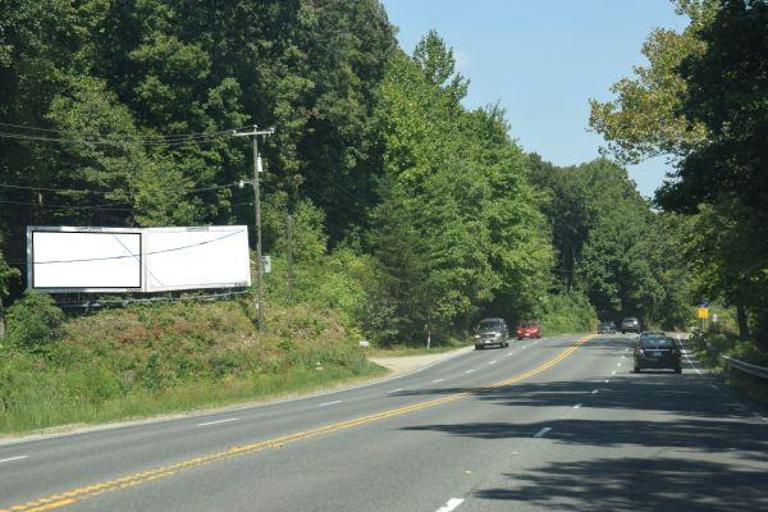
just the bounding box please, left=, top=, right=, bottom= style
left=1, top=334, right=767, bottom=512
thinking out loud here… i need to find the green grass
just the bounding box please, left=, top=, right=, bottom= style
left=0, top=361, right=385, bottom=436
left=689, top=332, right=768, bottom=405
left=0, top=297, right=386, bottom=436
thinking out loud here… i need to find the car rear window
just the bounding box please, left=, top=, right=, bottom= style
left=640, top=337, right=676, bottom=349
left=478, top=320, right=503, bottom=330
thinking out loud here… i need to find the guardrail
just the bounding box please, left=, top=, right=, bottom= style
left=721, top=355, right=768, bottom=380
left=689, top=330, right=768, bottom=381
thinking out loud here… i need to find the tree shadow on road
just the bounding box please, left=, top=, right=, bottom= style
left=474, top=456, right=768, bottom=512
left=398, top=344, right=768, bottom=511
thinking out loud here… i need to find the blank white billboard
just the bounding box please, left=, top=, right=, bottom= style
left=143, top=226, right=251, bottom=292
left=30, top=229, right=142, bottom=291
left=27, top=225, right=251, bottom=293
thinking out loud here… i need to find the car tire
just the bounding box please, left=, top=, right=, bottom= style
left=475, top=345, right=483, bottom=351
left=622, top=331, right=626, bottom=334
left=633, top=366, right=640, bottom=373
left=674, top=366, right=682, bottom=374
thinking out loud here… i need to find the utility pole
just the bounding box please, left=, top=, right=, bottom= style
left=234, top=125, right=274, bottom=329
left=286, top=213, right=294, bottom=302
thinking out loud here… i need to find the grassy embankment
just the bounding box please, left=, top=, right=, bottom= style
left=0, top=295, right=385, bottom=436
left=687, top=307, right=768, bottom=404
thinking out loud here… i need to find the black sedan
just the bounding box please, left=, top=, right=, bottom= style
left=633, top=335, right=682, bottom=373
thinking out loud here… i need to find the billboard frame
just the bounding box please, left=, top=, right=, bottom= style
left=26, top=225, right=251, bottom=294
left=27, top=226, right=143, bottom=293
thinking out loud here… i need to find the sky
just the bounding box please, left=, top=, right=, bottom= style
left=380, top=0, right=690, bottom=198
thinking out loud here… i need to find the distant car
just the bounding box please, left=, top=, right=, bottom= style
left=598, top=321, right=616, bottom=334
left=516, top=320, right=541, bottom=340
left=474, top=318, right=509, bottom=350
left=633, top=334, right=682, bottom=373
left=620, top=317, right=641, bottom=334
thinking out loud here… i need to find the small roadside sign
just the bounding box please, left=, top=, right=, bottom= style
left=697, top=307, right=709, bottom=320
left=261, top=255, right=272, bottom=274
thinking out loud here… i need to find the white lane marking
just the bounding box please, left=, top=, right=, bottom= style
left=488, top=360, right=497, bottom=365
left=625, top=348, right=629, bottom=353
left=617, top=363, right=623, bottom=367
left=710, top=383, right=719, bottom=390
left=318, top=400, right=342, bottom=407
left=464, top=369, right=475, bottom=375
left=522, top=345, right=528, bottom=349
left=0, top=455, right=28, bottom=464
left=196, top=417, right=239, bottom=427
left=591, top=389, right=599, bottom=394
left=389, top=388, right=403, bottom=394
left=436, top=498, right=465, bottom=512
left=679, top=335, right=703, bottom=375
left=622, top=355, right=627, bottom=359
left=432, top=378, right=445, bottom=384
left=533, top=427, right=552, bottom=438
left=611, top=370, right=617, bottom=376
left=573, top=403, right=582, bottom=409
left=507, top=352, right=514, bottom=357
left=604, top=379, right=610, bottom=383
left=755, top=413, right=768, bottom=423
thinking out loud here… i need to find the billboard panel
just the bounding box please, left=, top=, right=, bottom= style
left=29, top=228, right=142, bottom=292
left=143, top=226, right=251, bottom=292
left=27, top=225, right=251, bottom=293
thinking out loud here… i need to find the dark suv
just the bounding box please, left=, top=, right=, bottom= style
left=620, top=317, right=641, bottom=334
left=474, top=318, right=509, bottom=350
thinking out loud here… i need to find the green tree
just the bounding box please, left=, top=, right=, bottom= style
left=369, top=36, right=553, bottom=342
left=588, top=0, right=716, bottom=163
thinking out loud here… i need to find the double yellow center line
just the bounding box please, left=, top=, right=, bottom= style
left=2, top=334, right=593, bottom=512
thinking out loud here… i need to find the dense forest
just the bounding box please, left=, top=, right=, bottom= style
left=0, top=0, right=761, bottom=350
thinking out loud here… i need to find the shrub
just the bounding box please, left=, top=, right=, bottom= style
left=537, top=292, right=597, bottom=335
left=5, top=292, right=64, bottom=351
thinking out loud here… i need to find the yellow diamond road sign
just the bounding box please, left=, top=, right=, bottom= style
left=698, top=307, right=709, bottom=320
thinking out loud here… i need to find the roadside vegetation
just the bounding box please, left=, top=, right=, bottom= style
left=8, top=0, right=768, bottom=432
left=0, top=289, right=384, bottom=435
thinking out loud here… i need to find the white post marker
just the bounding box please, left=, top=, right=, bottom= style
left=534, top=427, right=552, bottom=438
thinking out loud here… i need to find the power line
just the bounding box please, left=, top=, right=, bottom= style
left=0, top=122, right=249, bottom=143
left=0, top=181, right=241, bottom=195
left=0, top=199, right=133, bottom=211
left=0, top=129, right=242, bottom=147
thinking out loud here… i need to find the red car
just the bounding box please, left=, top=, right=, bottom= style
left=516, top=321, right=541, bottom=340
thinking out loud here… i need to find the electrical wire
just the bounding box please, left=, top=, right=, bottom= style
left=0, top=199, right=133, bottom=211
left=0, top=181, right=241, bottom=195
left=0, top=122, right=249, bottom=144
